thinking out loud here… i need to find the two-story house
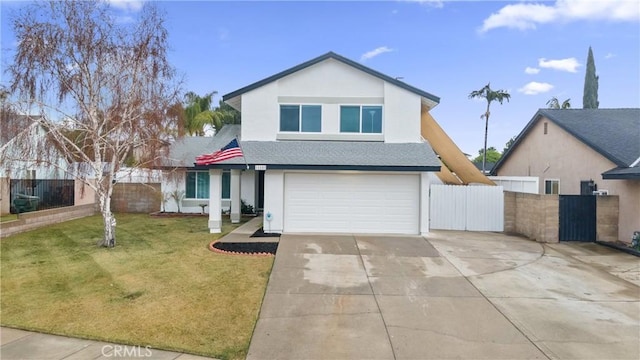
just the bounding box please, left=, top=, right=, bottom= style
left=163, top=52, right=446, bottom=235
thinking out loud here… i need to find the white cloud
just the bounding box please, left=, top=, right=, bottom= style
left=361, top=46, right=394, bottom=61
left=480, top=3, right=556, bottom=32
left=525, top=67, right=540, bottom=74
left=538, top=57, right=580, bottom=72
left=107, top=0, right=144, bottom=13
left=479, top=0, right=640, bottom=33
left=605, top=52, right=616, bottom=59
left=402, top=0, right=444, bottom=9
left=518, top=82, right=554, bottom=95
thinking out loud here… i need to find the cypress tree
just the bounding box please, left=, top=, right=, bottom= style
left=583, top=46, right=599, bottom=109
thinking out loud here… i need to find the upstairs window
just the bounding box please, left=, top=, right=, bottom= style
left=280, top=105, right=321, bottom=132
left=340, top=105, right=382, bottom=133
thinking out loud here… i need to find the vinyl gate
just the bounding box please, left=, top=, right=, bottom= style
left=430, top=185, right=504, bottom=231
left=559, top=195, right=596, bottom=242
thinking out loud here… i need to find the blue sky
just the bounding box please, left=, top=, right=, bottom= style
left=2, top=0, right=639, bottom=156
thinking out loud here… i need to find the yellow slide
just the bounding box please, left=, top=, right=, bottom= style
left=421, top=106, right=495, bottom=185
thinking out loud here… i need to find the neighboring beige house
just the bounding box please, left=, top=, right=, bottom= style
left=493, top=108, right=640, bottom=242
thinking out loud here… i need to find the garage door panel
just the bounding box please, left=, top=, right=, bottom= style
left=284, top=173, right=419, bottom=234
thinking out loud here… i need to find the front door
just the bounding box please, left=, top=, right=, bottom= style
left=255, top=170, right=265, bottom=211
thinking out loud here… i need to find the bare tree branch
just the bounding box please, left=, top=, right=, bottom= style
left=1, top=0, right=181, bottom=247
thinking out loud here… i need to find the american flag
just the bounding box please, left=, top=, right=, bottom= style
left=195, top=139, right=244, bottom=165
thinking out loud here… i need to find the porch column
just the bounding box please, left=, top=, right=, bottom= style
left=420, top=172, right=431, bottom=236
left=230, top=169, right=241, bottom=223
left=208, top=169, right=222, bottom=233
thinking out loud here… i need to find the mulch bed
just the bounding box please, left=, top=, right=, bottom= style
left=149, top=211, right=206, bottom=217
left=209, top=241, right=278, bottom=256
left=595, top=241, right=640, bottom=257
left=251, top=227, right=281, bottom=238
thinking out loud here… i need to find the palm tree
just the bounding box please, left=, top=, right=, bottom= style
left=211, top=99, right=241, bottom=133
left=182, top=93, right=242, bottom=136
left=183, top=91, right=217, bottom=136
left=546, top=97, right=571, bottom=109
left=468, top=83, right=511, bottom=173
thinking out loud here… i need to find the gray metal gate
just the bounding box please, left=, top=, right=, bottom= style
left=10, top=179, right=74, bottom=213
left=559, top=195, right=596, bottom=242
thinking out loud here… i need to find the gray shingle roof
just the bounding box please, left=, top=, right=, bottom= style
left=222, top=52, right=440, bottom=105
left=163, top=125, right=240, bottom=168
left=540, top=109, right=640, bottom=166
left=602, top=166, right=640, bottom=180
left=494, top=108, right=640, bottom=175
left=163, top=124, right=440, bottom=171
left=239, top=141, right=439, bottom=170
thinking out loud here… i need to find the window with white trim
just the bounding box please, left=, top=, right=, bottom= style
left=221, top=170, right=230, bottom=199
left=280, top=105, right=321, bottom=132
left=186, top=170, right=230, bottom=199
left=340, top=105, right=382, bottom=133
left=544, top=179, right=559, bottom=194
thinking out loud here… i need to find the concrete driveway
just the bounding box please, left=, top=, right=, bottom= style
left=247, top=231, right=639, bottom=360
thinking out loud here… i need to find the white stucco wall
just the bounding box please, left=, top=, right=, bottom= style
left=419, top=172, right=431, bottom=235
left=263, top=170, right=284, bottom=233
left=241, top=81, right=279, bottom=141
left=240, top=170, right=255, bottom=208
left=239, top=58, right=422, bottom=143
left=161, top=169, right=254, bottom=214
left=0, top=123, right=70, bottom=180
left=384, top=82, right=422, bottom=143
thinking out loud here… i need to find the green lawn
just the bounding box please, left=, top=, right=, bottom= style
left=0, top=214, right=273, bottom=360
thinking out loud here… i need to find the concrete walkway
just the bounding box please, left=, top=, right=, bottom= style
left=218, top=216, right=274, bottom=243
left=247, top=231, right=640, bottom=360
left=0, top=327, right=213, bottom=360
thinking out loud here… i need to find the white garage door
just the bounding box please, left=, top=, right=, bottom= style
left=284, top=173, right=420, bottom=234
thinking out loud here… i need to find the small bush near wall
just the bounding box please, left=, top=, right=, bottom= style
left=111, top=183, right=161, bottom=213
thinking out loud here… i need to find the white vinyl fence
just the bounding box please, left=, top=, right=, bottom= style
left=430, top=184, right=504, bottom=231
left=488, top=176, right=538, bottom=194
left=114, top=168, right=162, bottom=183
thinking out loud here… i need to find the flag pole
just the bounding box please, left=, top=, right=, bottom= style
left=235, top=136, right=249, bottom=170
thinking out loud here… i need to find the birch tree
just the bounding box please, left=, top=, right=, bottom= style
left=2, top=1, right=180, bottom=247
